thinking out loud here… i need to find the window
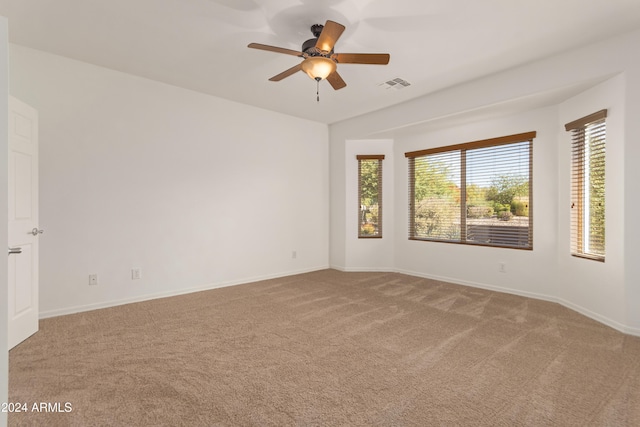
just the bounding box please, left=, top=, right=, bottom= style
left=405, top=132, right=535, bottom=249
left=565, top=110, right=606, bottom=262
left=358, top=155, right=384, bottom=238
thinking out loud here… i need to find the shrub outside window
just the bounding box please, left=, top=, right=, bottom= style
left=358, top=155, right=384, bottom=238
left=405, top=132, right=535, bottom=249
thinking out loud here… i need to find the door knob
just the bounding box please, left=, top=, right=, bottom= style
left=31, top=228, right=44, bottom=236
left=8, top=247, right=22, bottom=255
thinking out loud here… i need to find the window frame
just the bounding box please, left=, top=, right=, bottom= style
left=357, top=154, right=385, bottom=239
left=405, top=131, right=536, bottom=250
left=565, top=109, right=607, bottom=262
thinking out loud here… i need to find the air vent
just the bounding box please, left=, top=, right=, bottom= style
left=380, top=77, right=411, bottom=90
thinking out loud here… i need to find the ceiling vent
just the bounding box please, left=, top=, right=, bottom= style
left=380, top=77, right=411, bottom=90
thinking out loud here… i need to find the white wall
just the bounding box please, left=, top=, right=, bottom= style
left=344, top=139, right=394, bottom=271
left=0, top=16, right=8, bottom=427
left=623, top=58, right=640, bottom=332
left=393, top=107, right=559, bottom=300
left=9, top=45, right=330, bottom=317
left=557, top=75, right=626, bottom=328
left=329, top=28, right=640, bottom=335
left=6, top=26, right=640, bottom=338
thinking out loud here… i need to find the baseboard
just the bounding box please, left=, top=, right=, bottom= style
left=39, top=265, right=330, bottom=320
left=336, top=266, right=396, bottom=273
left=40, top=265, right=640, bottom=338
left=395, top=267, right=640, bottom=338
left=394, top=268, right=559, bottom=303
left=555, top=297, right=640, bottom=337
left=623, top=326, right=640, bottom=337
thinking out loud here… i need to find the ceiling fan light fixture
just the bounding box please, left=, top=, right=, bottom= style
left=301, top=56, right=336, bottom=81
left=248, top=20, right=389, bottom=93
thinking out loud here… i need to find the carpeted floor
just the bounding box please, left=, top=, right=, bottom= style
left=8, top=269, right=640, bottom=426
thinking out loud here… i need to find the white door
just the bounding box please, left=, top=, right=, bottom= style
left=8, top=96, right=39, bottom=349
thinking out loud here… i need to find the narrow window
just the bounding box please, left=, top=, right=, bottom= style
left=565, top=110, right=606, bottom=261
left=357, top=155, right=384, bottom=238
left=406, top=132, right=535, bottom=249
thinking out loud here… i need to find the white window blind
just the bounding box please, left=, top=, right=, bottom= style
left=406, top=132, right=535, bottom=249
left=565, top=110, right=606, bottom=261
left=409, top=150, right=461, bottom=241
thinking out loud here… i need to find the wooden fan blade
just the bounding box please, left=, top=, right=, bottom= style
left=316, top=20, right=346, bottom=53
left=326, top=71, right=346, bottom=90
left=248, top=43, right=305, bottom=57
left=269, top=63, right=302, bottom=81
left=332, top=53, right=390, bottom=65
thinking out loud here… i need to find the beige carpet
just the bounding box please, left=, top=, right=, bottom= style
left=8, top=269, right=640, bottom=426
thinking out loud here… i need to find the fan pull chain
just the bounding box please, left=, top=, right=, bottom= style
left=316, top=78, right=320, bottom=102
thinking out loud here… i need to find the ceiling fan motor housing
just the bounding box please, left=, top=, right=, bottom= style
left=302, top=24, right=333, bottom=56
left=302, top=38, right=333, bottom=56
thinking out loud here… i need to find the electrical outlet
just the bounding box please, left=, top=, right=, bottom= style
left=292, top=250, right=297, bottom=259
left=89, top=274, right=98, bottom=285
left=499, top=262, right=506, bottom=273
left=131, top=268, right=142, bottom=280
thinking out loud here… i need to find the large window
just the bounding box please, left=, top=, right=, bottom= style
left=565, top=110, right=606, bottom=262
left=358, top=155, right=384, bottom=238
left=405, top=132, right=535, bottom=249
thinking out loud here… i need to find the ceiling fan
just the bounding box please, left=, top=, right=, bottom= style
left=248, top=20, right=390, bottom=95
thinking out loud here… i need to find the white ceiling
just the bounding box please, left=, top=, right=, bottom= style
left=1, top=0, right=640, bottom=124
